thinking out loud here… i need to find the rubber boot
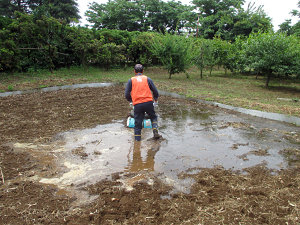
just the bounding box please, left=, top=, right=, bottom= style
left=153, top=128, right=162, bottom=139
left=134, top=131, right=141, bottom=141
left=151, top=118, right=161, bottom=139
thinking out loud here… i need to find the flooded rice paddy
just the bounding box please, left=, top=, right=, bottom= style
left=10, top=99, right=300, bottom=204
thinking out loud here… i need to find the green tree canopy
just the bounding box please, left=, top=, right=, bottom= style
left=290, top=1, right=300, bottom=36
left=192, top=0, right=272, bottom=41
left=192, top=38, right=218, bottom=78
left=150, top=33, right=192, bottom=78
left=290, top=0, right=300, bottom=18
left=232, top=2, right=272, bottom=37
left=85, top=0, right=195, bottom=33
left=238, top=32, right=300, bottom=87
left=0, top=0, right=80, bottom=23
left=278, top=19, right=294, bottom=36
left=0, top=0, right=29, bottom=17
left=32, top=0, right=80, bottom=23
left=145, top=0, right=196, bottom=33
left=128, top=32, right=157, bottom=65
left=0, top=16, right=13, bottom=29
left=192, top=0, right=245, bottom=39
left=86, top=0, right=145, bottom=31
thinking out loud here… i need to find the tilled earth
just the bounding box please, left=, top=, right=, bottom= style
left=0, top=85, right=300, bottom=224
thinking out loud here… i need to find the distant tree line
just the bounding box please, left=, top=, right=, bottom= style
left=85, top=0, right=273, bottom=41
left=0, top=0, right=80, bottom=23
left=1, top=0, right=300, bottom=87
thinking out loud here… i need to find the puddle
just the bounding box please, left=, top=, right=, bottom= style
left=10, top=102, right=300, bottom=205
left=158, top=90, right=300, bottom=126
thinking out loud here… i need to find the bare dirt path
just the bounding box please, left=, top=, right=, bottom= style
left=0, top=86, right=300, bottom=224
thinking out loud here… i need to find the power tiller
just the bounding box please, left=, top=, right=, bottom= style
left=126, top=103, right=152, bottom=129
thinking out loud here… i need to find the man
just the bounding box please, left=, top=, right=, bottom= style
left=125, top=64, right=161, bottom=141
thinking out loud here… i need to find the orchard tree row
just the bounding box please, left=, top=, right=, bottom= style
left=0, top=0, right=279, bottom=41
left=1, top=11, right=300, bottom=88
left=151, top=32, right=300, bottom=87
left=2, top=0, right=300, bottom=37
left=85, top=0, right=272, bottom=41
left=0, top=12, right=162, bottom=73
left=1, top=0, right=300, bottom=87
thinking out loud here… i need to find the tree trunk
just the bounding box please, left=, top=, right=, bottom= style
left=81, top=57, right=87, bottom=71
left=201, top=48, right=204, bottom=79
left=47, top=43, right=54, bottom=74
left=200, top=68, right=203, bottom=79
left=17, top=0, right=21, bottom=12
left=265, top=70, right=272, bottom=88
left=256, top=71, right=260, bottom=79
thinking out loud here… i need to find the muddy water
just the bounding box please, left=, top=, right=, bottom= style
left=12, top=102, right=300, bottom=203
left=4, top=83, right=299, bottom=202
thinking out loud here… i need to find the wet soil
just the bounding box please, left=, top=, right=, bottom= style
left=1, top=86, right=300, bottom=224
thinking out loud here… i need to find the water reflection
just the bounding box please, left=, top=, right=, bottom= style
left=124, top=141, right=161, bottom=173
left=120, top=139, right=163, bottom=190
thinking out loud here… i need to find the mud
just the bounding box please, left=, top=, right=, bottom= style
left=1, top=85, right=300, bottom=224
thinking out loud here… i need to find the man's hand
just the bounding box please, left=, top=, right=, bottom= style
left=153, top=101, right=158, bottom=107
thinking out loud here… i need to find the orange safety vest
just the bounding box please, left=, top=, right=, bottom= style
left=131, top=75, right=153, bottom=105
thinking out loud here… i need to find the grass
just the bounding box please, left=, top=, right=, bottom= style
left=0, top=66, right=299, bottom=117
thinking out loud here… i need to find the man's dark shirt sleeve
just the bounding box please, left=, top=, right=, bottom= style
left=147, top=77, right=159, bottom=100
left=125, top=78, right=132, bottom=102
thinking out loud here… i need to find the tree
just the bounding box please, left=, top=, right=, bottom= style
left=278, top=19, right=294, bottom=35
left=97, top=43, right=126, bottom=70
left=192, top=38, right=217, bottom=78
left=239, top=32, right=300, bottom=87
left=292, top=21, right=300, bottom=36
left=214, top=37, right=237, bottom=74
left=128, top=32, right=158, bottom=66
left=231, top=2, right=272, bottom=38
left=150, top=33, right=192, bottom=79
left=86, top=0, right=196, bottom=33
left=0, top=28, right=20, bottom=72
left=0, top=16, right=13, bottom=29
left=145, top=0, right=196, bottom=33
left=0, top=0, right=29, bottom=18
left=93, top=29, right=132, bottom=46
left=290, top=1, right=300, bottom=36
left=192, top=0, right=271, bottom=41
left=290, top=0, right=300, bottom=18
left=31, top=0, right=80, bottom=23
left=192, top=0, right=244, bottom=39
left=3, top=11, right=74, bottom=73
left=69, top=27, right=101, bottom=71
left=86, top=0, right=146, bottom=31
left=0, top=0, right=80, bottom=23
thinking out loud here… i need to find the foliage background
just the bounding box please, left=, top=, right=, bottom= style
left=1, top=0, right=300, bottom=88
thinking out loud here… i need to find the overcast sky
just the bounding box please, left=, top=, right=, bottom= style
left=77, top=0, right=300, bottom=31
